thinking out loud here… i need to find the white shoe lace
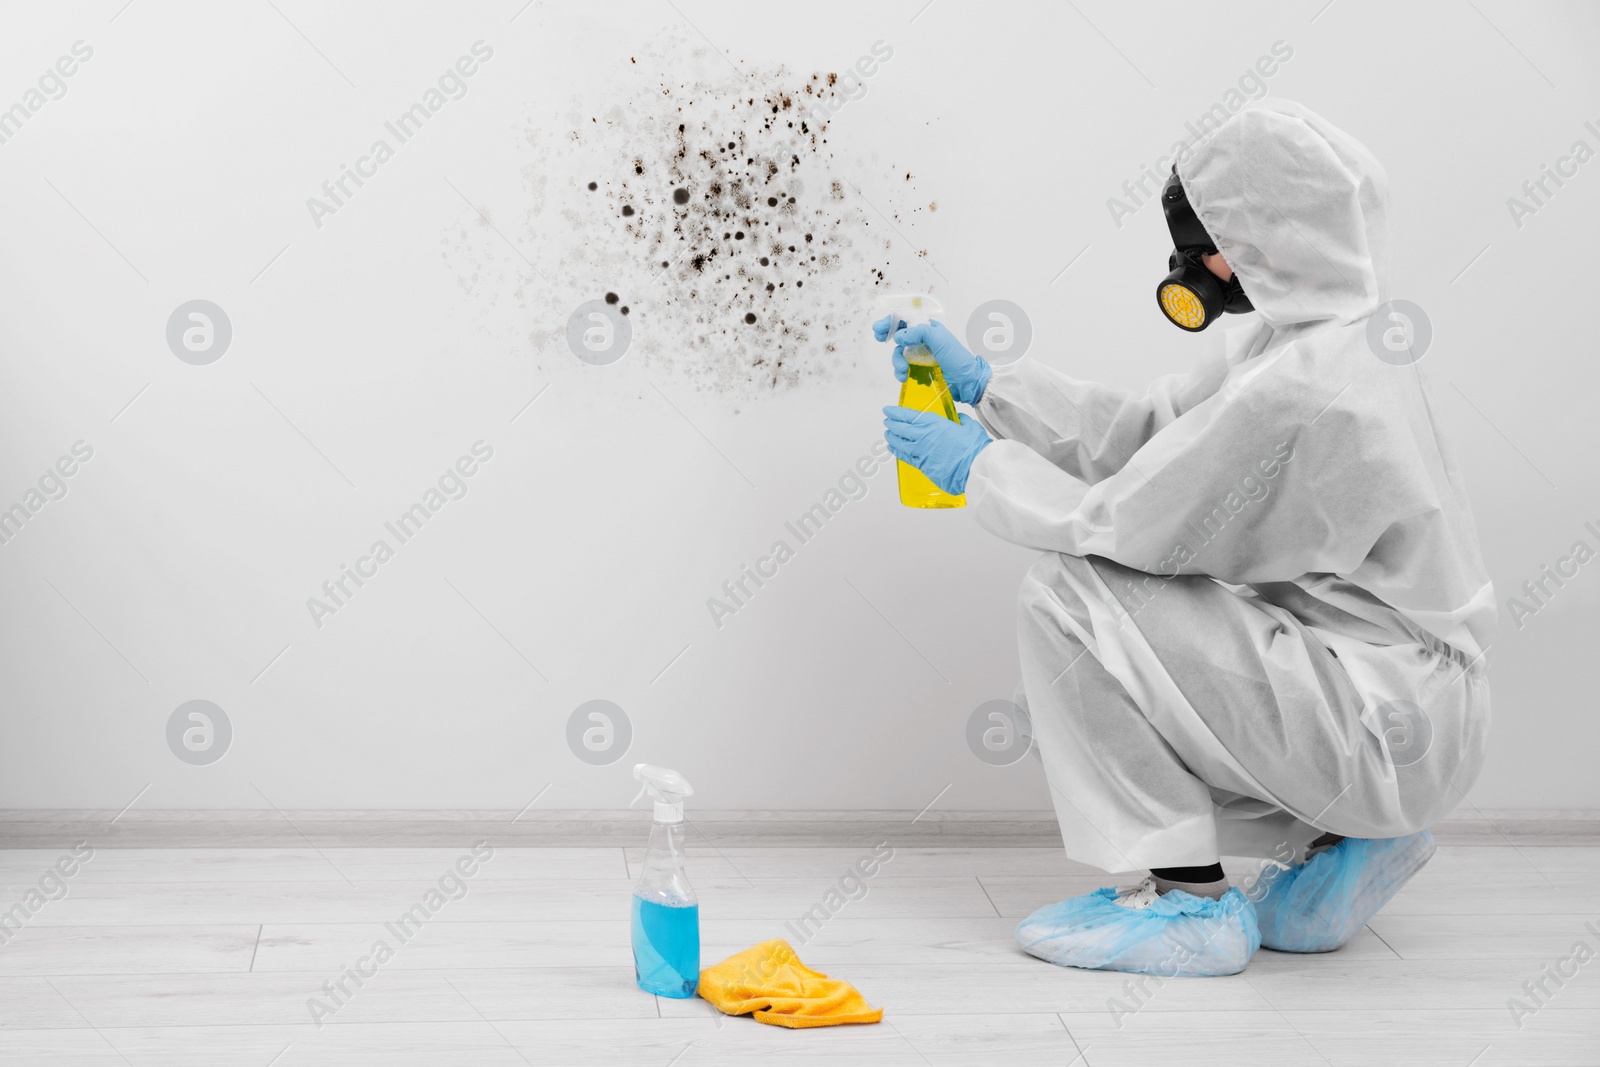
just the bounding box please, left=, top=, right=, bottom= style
left=1112, top=877, right=1162, bottom=910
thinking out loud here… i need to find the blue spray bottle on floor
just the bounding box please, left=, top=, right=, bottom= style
left=630, top=764, right=699, bottom=998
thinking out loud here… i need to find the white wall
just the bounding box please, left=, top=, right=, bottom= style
left=1, top=0, right=1595, bottom=813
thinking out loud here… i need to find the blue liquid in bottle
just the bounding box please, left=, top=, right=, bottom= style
left=631, top=895, right=700, bottom=998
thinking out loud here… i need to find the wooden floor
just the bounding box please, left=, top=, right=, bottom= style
left=0, top=842, right=1595, bottom=1065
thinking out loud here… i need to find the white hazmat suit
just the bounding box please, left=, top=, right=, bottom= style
left=966, top=101, right=1494, bottom=871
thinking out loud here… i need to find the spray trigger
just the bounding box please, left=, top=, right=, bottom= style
left=633, top=763, right=693, bottom=824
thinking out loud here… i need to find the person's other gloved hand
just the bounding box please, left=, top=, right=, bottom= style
left=882, top=407, right=992, bottom=495
left=872, top=316, right=994, bottom=406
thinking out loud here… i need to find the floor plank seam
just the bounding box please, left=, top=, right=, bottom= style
left=10, top=1007, right=1600, bottom=1032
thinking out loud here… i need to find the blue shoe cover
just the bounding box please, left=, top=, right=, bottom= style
left=1252, top=830, right=1436, bottom=953
left=1015, top=885, right=1260, bottom=976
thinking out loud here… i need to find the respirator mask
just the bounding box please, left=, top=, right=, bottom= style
left=1156, top=170, right=1253, bottom=331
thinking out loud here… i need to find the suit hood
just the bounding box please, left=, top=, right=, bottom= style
left=1178, top=100, right=1391, bottom=329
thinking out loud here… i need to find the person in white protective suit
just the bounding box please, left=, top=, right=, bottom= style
left=877, top=100, right=1493, bottom=976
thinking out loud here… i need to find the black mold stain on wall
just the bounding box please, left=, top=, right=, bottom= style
left=446, top=56, right=933, bottom=397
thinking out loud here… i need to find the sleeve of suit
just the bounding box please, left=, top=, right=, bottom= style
left=963, top=348, right=1422, bottom=584
left=970, top=352, right=1231, bottom=485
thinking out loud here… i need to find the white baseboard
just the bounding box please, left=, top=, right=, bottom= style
left=0, top=810, right=1594, bottom=848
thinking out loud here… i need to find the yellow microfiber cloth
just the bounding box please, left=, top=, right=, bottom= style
left=696, top=939, right=883, bottom=1028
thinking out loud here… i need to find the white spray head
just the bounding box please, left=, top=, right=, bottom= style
left=632, top=763, right=693, bottom=824
left=876, top=292, right=945, bottom=337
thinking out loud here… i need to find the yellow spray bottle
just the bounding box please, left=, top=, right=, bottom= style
left=878, top=293, right=965, bottom=509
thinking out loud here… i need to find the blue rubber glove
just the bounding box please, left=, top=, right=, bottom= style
left=882, top=406, right=992, bottom=495
left=872, top=316, right=994, bottom=406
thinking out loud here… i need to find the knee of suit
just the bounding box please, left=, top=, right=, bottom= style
left=1017, top=553, right=1095, bottom=638
left=1020, top=552, right=1081, bottom=603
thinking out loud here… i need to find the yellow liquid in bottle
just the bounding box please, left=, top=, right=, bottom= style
left=898, top=351, right=966, bottom=509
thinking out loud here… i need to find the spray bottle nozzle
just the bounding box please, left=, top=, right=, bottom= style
left=632, top=763, right=693, bottom=824
left=875, top=292, right=945, bottom=339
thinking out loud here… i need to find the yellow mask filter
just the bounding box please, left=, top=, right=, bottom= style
left=1158, top=170, right=1253, bottom=332
left=1158, top=282, right=1208, bottom=330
